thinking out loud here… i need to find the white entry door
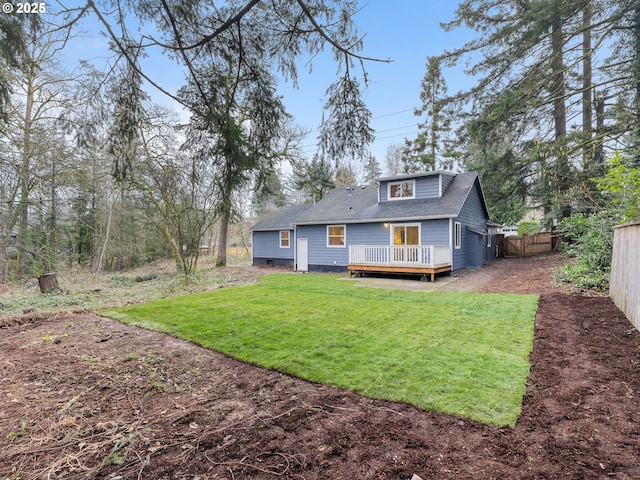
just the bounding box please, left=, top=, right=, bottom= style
left=297, top=238, right=308, bottom=272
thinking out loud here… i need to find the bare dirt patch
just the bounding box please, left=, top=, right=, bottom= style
left=439, top=252, right=572, bottom=294
left=1, top=254, right=639, bottom=479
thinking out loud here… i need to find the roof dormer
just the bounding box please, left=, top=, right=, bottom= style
left=376, top=171, right=456, bottom=202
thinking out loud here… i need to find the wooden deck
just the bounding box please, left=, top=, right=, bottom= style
left=348, top=263, right=452, bottom=282
left=348, top=245, right=452, bottom=282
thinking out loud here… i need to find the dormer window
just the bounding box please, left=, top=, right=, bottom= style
left=388, top=180, right=415, bottom=200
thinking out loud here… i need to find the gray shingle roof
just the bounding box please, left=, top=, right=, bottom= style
left=250, top=204, right=314, bottom=231
left=251, top=172, right=485, bottom=230
left=294, top=171, right=481, bottom=225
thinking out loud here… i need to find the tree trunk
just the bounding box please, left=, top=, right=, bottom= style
left=551, top=3, right=570, bottom=218
left=216, top=214, right=229, bottom=267
left=93, top=198, right=113, bottom=273
left=633, top=2, right=640, bottom=165
left=0, top=236, right=6, bottom=283
left=45, top=150, right=58, bottom=273
left=17, top=71, right=35, bottom=276
left=592, top=92, right=606, bottom=178
left=582, top=2, right=593, bottom=172
left=38, top=273, right=58, bottom=293
left=115, top=188, right=126, bottom=270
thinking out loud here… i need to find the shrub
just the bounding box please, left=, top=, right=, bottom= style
left=517, top=220, right=539, bottom=236
left=555, top=211, right=623, bottom=291
left=594, top=153, right=640, bottom=222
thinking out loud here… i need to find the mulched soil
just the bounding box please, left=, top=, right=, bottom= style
left=1, top=253, right=639, bottom=479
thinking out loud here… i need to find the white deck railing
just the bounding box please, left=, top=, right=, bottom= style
left=349, top=245, right=451, bottom=268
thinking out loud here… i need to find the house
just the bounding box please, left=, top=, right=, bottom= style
left=251, top=170, right=498, bottom=281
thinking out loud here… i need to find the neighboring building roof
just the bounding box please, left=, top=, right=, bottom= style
left=251, top=203, right=314, bottom=231
left=251, top=171, right=489, bottom=230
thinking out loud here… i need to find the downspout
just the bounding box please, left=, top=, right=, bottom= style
left=293, top=224, right=297, bottom=271
left=448, top=218, right=453, bottom=268
left=251, top=230, right=255, bottom=265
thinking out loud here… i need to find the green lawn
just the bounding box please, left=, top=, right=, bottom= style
left=101, top=273, right=538, bottom=427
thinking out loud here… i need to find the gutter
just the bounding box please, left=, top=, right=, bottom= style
left=293, top=214, right=456, bottom=226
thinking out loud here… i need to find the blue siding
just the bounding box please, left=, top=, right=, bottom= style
left=379, top=175, right=441, bottom=202
left=252, top=230, right=294, bottom=260
left=298, top=220, right=451, bottom=270
left=346, top=223, right=390, bottom=246
left=415, top=176, right=440, bottom=199
left=379, top=181, right=389, bottom=202
left=441, top=173, right=455, bottom=193
left=297, top=224, right=350, bottom=270
left=485, top=234, right=497, bottom=262
left=452, top=179, right=488, bottom=270
left=420, top=218, right=449, bottom=245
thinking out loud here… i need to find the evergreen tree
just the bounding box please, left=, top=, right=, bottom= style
left=334, top=164, right=358, bottom=187
left=0, top=13, right=28, bottom=124
left=251, top=170, right=288, bottom=217
left=318, top=76, right=374, bottom=168
left=603, top=0, right=640, bottom=164
left=179, top=28, right=291, bottom=267
left=439, top=0, right=610, bottom=220
left=404, top=56, right=452, bottom=172
left=363, top=155, right=382, bottom=184
left=107, top=48, right=147, bottom=183
left=292, top=154, right=335, bottom=202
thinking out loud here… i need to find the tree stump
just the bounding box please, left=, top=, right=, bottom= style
left=38, top=273, right=59, bottom=293
left=136, top=274, right=158, bottom=283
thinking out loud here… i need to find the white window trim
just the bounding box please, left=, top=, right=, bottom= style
left=327, top=224, right=346, bottom=248
left=279, top=230, right=290, bottom=248
left=454, top=222, right=462, bottom=249
left=389, top=223, right=421, bottom=246
left=387, top=179, right=416, bottom=201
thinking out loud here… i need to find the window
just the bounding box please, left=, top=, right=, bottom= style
left=327, top=225, right=345, bottom=247
left=388, top=180, right=415, bottom=200
left=392, top=224, right=420, bottom=262
left=279, top=230, right=290, bottom=248
left=392, top=224, right=420, bottom=246
left=455, top=222, right=462, bottom=249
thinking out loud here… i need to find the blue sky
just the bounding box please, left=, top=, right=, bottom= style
left=278, top=1, right=474, bottom=168
left=64, top=1, right=474, bottom=175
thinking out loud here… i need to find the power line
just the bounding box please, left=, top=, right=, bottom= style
left=296, top=108, right=418, bottom=152
left=300, top=107, right=416, bottom=137
left=376, top=123, right=417, bottom=134
left=373, top=108, right=414, bottom=119
left=299, top=121, right=418, bottom=151
left=376, top=130, right=419, bottom=141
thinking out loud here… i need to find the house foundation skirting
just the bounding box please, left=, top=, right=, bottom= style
left=253, top=257, right=294, bottom=267
left=347, top=264, right=452, bottom=282
left=306, top=264, right=349, bottom=273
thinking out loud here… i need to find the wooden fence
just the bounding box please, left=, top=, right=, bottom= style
left=610, top=222, right=640, bottom=331
left=199, top=246, right=251, bottom=256
left=497, top=232, right=553, bottom=257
